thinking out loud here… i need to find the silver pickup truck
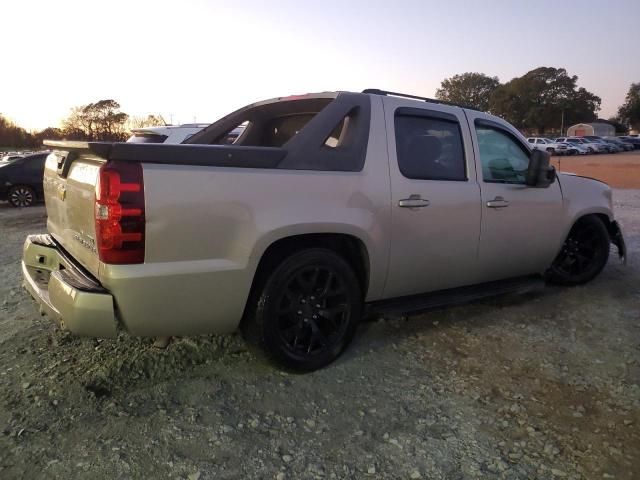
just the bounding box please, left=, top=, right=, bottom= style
left=22, top=89, right=626, bottom=371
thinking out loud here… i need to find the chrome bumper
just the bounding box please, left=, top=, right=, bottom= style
left=21, top=234, right=118, bottom=337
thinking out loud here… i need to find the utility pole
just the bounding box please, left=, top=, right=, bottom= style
left=560, top=109, right=565, bottom=136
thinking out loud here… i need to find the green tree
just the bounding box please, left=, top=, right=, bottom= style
left=606, top=117, right=629, bottom=135
left=617, top=83, right=640, bottom=131
left=489, top=67, right=601, bottom=134
left=33, top=127, right=65, bottom=144
left=62, top=99, right=129, bottom=141
left=0, top=114, right=34, bottom=148
left=435, top=72, right=500, bottom=111
left=126, top=114, right=167, bottom=130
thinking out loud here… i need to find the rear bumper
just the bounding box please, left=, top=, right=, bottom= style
left=21, top=234, right=118, bottom=337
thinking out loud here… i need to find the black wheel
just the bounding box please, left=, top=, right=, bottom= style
left=242, top=248, right=362, bottom=371
left=546, top=147, right=556, bottom=156
left=8, top=185, right=36, bottom=207
left=547, top=216, right=610, bottom=286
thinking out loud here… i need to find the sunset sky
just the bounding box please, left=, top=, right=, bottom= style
left=2, top=0, right=639, bottom=130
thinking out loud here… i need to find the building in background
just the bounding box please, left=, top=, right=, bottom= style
left=567, top=122, right=615, bottom=137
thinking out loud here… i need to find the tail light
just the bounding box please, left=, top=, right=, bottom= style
left=95, top=161, right=145, bottom=264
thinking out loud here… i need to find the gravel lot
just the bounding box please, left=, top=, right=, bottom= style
left=0, top=190, right=638, bottom=480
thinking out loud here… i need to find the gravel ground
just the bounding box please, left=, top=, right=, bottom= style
left=0, top=191, right=638, bottom=480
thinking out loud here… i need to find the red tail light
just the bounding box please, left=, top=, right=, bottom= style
left=95, top=161, right=145, bottom=264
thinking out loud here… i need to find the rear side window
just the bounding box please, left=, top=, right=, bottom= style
left=394, top=114, right=466, bottom=181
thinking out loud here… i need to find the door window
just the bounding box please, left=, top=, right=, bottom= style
left=394, top=115, right=466, bottom=181
left=475, top=125, right=530, bottom=183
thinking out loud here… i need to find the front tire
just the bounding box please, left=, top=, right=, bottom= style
left=547, top=216, right=610, bottom=286
left=242, top=248, right=362, bottom=371
left=8, top=185, right=36, bottom=207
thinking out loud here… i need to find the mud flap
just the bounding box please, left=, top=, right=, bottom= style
left=610, top=221, right=627, bottom=265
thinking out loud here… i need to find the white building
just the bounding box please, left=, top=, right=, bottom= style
left=566, top=122, right=615, bottom=137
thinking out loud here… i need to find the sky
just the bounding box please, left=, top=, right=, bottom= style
left=2, top=0, right=639, bottom=131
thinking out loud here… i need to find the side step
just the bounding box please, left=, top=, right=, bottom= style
left=366, top=275, right=546, bottom=318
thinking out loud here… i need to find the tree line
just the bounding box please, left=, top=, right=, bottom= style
left=435, top=67, right=639, bottom=135
left=0, top=99, right=165, bottom=148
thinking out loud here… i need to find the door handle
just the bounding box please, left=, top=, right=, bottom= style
left=486, top=196, right=510, bottom=208
left=398, top=195, right=430, bottom=208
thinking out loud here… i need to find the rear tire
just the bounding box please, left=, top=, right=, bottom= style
left=546, top=216, right=610, bottom=286
left=8, top=185, right=36, bottom=207
left=242, top=248, right=362, bottom=371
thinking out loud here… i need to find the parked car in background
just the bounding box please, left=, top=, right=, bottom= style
left=559, top=142, right=589, bottom=155
left=127, top=124, right=247, bottom=145
left=0, top=152, right=48, bottom=207
left=1, top=153, right=25, bottom=164
left=526, top=138, right=569, bottom=155
left=24, top=89, right=626, bottom=370
left=603, top=137, right=634, bottom=151
left=556, top=137, right=608, bottom=153
left=581, top=136, right=621, bottom=153
left=618, top=136, right=640, bottom=150
left=127, top=124, right=210, bottom=144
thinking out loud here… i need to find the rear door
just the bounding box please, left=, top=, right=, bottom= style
left=466, top=112, right=565, bottom=281
left=382, top=97, right=482, bottom=299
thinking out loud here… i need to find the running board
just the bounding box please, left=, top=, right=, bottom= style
left=366, top=275, right=546, bottom=318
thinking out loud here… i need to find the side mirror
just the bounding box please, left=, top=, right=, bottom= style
left=526, top=149, right=555, bottom=188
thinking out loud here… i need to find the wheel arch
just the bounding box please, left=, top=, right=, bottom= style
left=241, top=231, right=371, bottom=326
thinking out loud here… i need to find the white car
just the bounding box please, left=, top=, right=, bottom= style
left=127, top=124, right=210, bottom=144
left=0, top=153, right=25, bottom=164
left=127, top=123, right=248, bottom=145
left=526, top=138, right=569, bottom=155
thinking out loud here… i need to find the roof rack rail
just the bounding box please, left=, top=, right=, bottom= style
left=362, top=89, right=481, bottom=111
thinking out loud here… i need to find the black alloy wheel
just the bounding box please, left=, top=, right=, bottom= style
left=547, top=216, right=610, bottom=286
left=243, top=248, right=362, bottom=371
left=8, top=185, right=36, bottom=207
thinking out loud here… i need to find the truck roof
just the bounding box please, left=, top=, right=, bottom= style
left=362, top=88, right=482, bottom=111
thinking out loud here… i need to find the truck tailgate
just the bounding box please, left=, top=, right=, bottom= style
left=43, top=142, right=109, bottom=278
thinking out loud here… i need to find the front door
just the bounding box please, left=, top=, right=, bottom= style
left=382, top=98, right=482, bottom=299
left=467, top=114, right=566, bottom=281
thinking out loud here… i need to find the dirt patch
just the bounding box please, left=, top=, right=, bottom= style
left=0, top=193, right=639, bottom=479
left=552, top=151, right=640, bottom=188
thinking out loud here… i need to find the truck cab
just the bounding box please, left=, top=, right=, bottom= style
left=22, top=90, right=626, bottom=371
